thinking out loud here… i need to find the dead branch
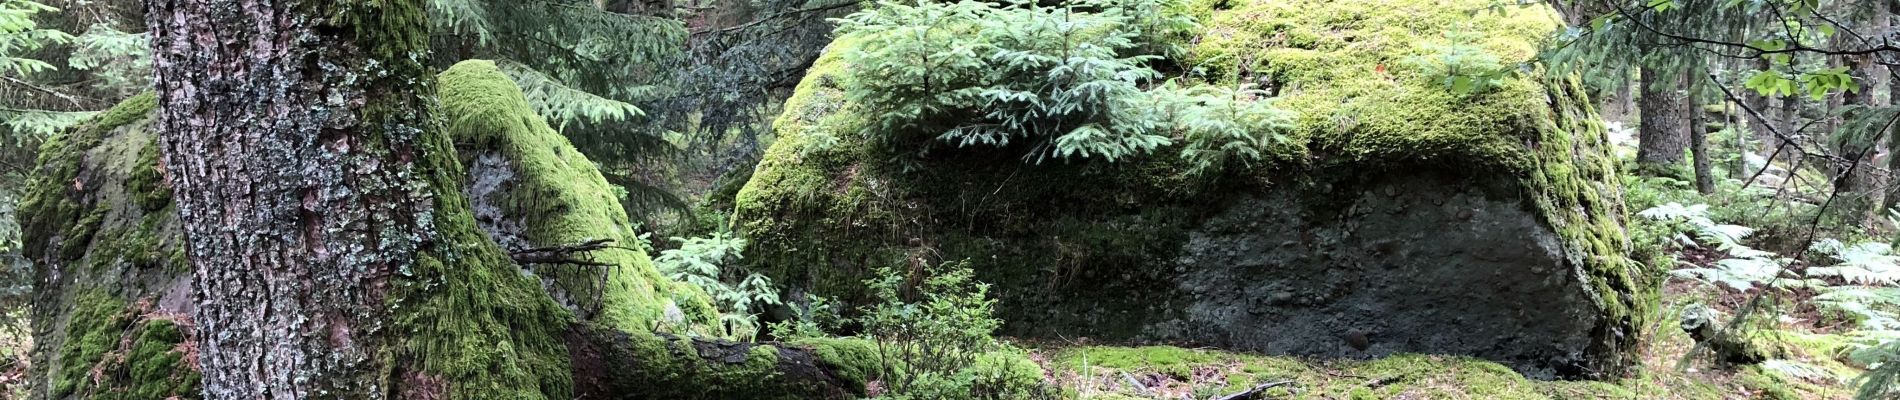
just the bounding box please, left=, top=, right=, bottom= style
left=1214, top=380, right=1295, bottom=400
left=510, top=238, right=622, bottom=267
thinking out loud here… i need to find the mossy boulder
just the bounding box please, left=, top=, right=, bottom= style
left=439, top=60, right=720, bottom=334
left=734, top=0, right=1652, bottom=378
left=17, top=93, right=197, bottom=400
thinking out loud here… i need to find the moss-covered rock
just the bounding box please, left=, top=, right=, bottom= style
left=18, top=92, right=196, bottom=400
left=734, top=0, right=1651, bottom=378
left=439, top=60, right=719, bottom=335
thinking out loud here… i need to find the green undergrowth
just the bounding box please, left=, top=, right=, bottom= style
left=734, top=0, right=1649, bottom=374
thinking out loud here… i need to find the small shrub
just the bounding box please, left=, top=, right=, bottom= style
left=653, top=232, right=781, bottom=340
left=1402, top=27, right=1514, bottom=96
left=768, top=293, right=843, bottom=341
left=1160, top=83, right=1296, bottom=176
left=834, top=0, right=1178, bottom=163
left=856, top=260, right=1051, bottom=399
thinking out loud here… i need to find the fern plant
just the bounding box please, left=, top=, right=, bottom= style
left=0, top=0, right=67, bottom=77
left=1639, top=202, right=1768, bottom=256
left=64, top=24, right=148, bottom=96
left=1810, top=240, right=1900, bottom=286
left=1640, top=202, right=1793, bottom=290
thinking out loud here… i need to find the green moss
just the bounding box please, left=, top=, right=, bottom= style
left=125, top=140, right=169, bottom=212
left=381, top=62, right=584, bottom=400
left=53, top=291, right=129, bottom=398
left=791, top=337, right=881, bottom=389
left=438, top=60, right=717, bottom=333
left=48, top=290, right=199, bottom=400
left=17, top=93, right=195, bottom=400
left=1061, top=346, right=1221, bottom=379
left=1048, top=346, right=1736, bottom=399
left=1181, top=0, right=1561, bottom=171
left=590, top=332, right=870, bottom=399
left=1736, top=366, right=1802, bottom=400
left=91, top=318, right=201, bottom=400
left=21, top=92, right=168, bottom=270
left=91, top=93, right=157, bottom=134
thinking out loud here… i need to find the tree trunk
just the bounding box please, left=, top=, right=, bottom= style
left=148, top=0, right=440, bottom=396
left=1638, top=66, right=1691, bottom=174
left=1780, top=88, right=1802, bottom=163
left=1692, top=99, right=1716, bottom=194
left=1837, top=1, right=1892, bottom=223
left=1597, top=75, right=1635, bottom=124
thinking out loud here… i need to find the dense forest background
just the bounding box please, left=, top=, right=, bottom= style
left=12, top=0, right=1900, bottom=398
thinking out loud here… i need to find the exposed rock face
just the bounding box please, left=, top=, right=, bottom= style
left=734, top=0, right=1653, bottom=378
left=1161, top=173, right=1599, bottom=377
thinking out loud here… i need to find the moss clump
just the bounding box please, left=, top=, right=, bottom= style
left=113, top=319, right=199, bottom=399
left=20, top=92, right=159, bottom=267
left=19, top=93, right=194, bottom=400
left=124, top=140, right=169, bottom=212
left=572, top=328, right=872, bottom=399
left=52, top=291, right=129, bottom=398
left=1184, top=0, right=1558, bottom=169
left=791, top=337, right=881, bottom=389
left=51, top=291, right=200, bottom=400
left=87, top=318, right=202, bottom=400
left=438, top=60, right=718, bottom=333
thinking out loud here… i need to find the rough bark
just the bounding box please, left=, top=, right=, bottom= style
left=147, top=0, right=440, bottom=397
left=23, top=87, right=882, bottom=400
left=1637, top=66, right=1691, bottom=174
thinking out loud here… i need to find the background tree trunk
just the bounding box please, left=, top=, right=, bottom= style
left=147, top=0, right=438, bottom=397
left=1638, top=66, right=1691, bottom=174
left=1692, top=97, right=1716, bottom=194
left=1746, top=57, right=1779, bottom=157
left=1835, top=1, right=1891, bottom=223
